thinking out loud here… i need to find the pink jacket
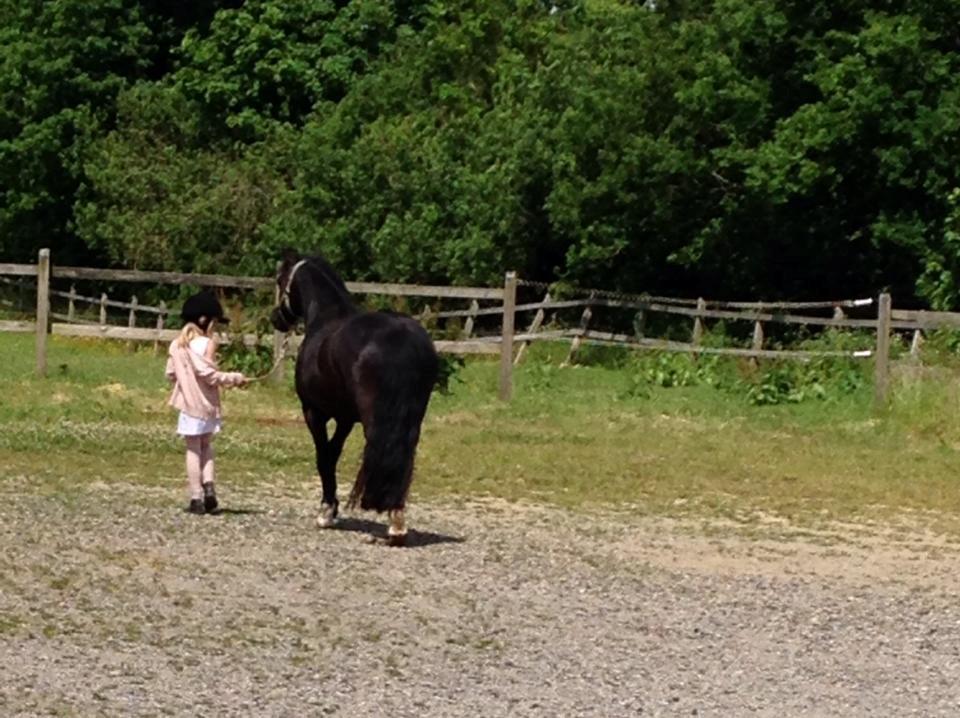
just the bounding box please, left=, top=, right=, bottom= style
left=165, top=339, right=245, bottom=420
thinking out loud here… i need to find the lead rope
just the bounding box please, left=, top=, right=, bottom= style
left=239, top=260, right=307, bottom=384
left=241, top=260, right=308, bottom=384
left=243, top=332, right=292, bottom=384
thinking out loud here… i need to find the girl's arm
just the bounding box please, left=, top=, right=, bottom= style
left=200, top=336, right=246, bottom=386
left=189, top=349, right=246, bottom=387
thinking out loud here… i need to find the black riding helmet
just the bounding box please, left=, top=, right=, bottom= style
left=180, top=289, right=230, bottom=330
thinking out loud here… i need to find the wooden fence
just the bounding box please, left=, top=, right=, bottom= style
left=2, top=250, right=520, bottom=399
left=3, top=249, right=960, bottom=404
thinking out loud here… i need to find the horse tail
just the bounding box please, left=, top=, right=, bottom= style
left=348, top=342, right=437, bottom=512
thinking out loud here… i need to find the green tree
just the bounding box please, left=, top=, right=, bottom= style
left=0, top=0, right=229, bottom=263
left=75, top=83, right=292, bottom=273
left=175, top=0, right=425, bottom=141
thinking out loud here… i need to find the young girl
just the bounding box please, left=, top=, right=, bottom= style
left=165, top=290, right=247, bottom=514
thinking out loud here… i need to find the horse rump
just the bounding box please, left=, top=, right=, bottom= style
left=348, top=329, right=437, bottom=512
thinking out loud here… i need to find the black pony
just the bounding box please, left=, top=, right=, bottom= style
left=270, top=253, right=439, bottom=545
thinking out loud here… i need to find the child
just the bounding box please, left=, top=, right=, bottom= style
left=165, top=290, right=247, bottom=514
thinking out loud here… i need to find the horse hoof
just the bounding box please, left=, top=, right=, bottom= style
left=316, top=515, right=339, bottom=529
left=316, top=503, right=339, bottom=528
left=385, top=531, right=407, bottom=547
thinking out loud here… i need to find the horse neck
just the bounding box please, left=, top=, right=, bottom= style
left=296, top=269, right=357, bottom=334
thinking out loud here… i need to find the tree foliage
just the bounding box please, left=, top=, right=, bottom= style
left=5, top=0, right=960, bottom=306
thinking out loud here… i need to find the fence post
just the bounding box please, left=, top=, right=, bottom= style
left=127, top=295, right=138, bottom=351
left=514, top=289, right=550, bottom=366
left=633, top=297, right=647, bottom=340
left=155, top=301, right=166, bottom=355
left=692, top=297, right=706, bottom=345
left=271, top=262, right=285, bottom=385
left=747, top=319, right=764, bottom=367
left=875, top=292, right=892, bottom=408
left=498, top=271, right=517, bottom=401
left=751, top=321, right=764, bottom=351
left=463, top=299, right=480, bottom=339
left=910, top=329, right=923, bottom=360
left=419, top=303, right=436, bottom=331
left=35, top=248, right=50, bottom=377
left=99, top=293, right=107, bottom=325
left=564, top=292, right=595, bottom=366
left=67, top=284, right=77, bottom=322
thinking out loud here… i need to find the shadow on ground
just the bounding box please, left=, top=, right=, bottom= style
left=337, top=516, right=465, bottom=547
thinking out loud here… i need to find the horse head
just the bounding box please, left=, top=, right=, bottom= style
left=270, top=251, right=308, bottom=332
left=270, top=251, right=357, bottom=333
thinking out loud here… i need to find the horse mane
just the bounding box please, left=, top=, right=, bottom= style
left=279, top=250, right=356, bottom=309
left=302, top=255, right=353, bottom=307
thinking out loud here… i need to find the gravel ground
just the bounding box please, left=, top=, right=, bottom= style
left=1, top=483, right=959, bottom=717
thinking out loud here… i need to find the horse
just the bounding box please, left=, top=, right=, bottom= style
left=270, top=252, right=439, bottom=546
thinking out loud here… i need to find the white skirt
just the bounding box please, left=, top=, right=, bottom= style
left=177, top=411, right=222, bottom=437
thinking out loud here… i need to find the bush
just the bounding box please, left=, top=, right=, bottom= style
left=743, top=330, right=870, bottom=405
left=434, top=354, right=466, bottom=395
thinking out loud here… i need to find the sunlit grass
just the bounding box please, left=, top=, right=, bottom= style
left=2, top=333, right=960, bottom=534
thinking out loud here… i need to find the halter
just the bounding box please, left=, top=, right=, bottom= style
left=276, top=259, right=308, bottom=325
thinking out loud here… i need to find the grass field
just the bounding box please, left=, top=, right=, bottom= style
left=3, top=332, right=960, bottom=536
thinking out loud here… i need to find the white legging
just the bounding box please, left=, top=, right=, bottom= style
left=185, top=434, right=215, bottom=500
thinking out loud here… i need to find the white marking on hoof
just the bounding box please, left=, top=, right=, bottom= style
left=386, top=509, right=407, bottom=546
left=316, top=503, right=339, bottom=528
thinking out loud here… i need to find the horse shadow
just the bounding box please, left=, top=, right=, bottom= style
left=204, top=508, right=462, bottom=547
left=336, top=516, right=465, bottom=548
left=210, top=507, right=268, bottom=516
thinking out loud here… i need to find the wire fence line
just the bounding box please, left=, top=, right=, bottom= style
left=516, top=278, right=875, bottom=311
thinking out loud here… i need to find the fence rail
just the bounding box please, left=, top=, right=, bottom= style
left=3, top=252, right=517, bottom=397
left=0, top=263, right=38, bottom=277
left=6, top=250, right=960, bottom=404
left=0, top=319, right=34, bottom=333
left=51, top=265, right=271, bottom=289
left=516, top=279, right=875, bottom=310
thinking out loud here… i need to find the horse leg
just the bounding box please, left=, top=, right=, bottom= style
left=318, top=419, right=353, bottom=527
left=304, top=407, right=339, bottom=528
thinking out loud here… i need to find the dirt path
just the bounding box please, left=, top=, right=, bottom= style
left=1, top=484, right=959, bottom=717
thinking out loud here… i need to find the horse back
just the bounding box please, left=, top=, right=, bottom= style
left=296, top=311, right=438, bottom=422
left=346, top=312, right=438, bottom=387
